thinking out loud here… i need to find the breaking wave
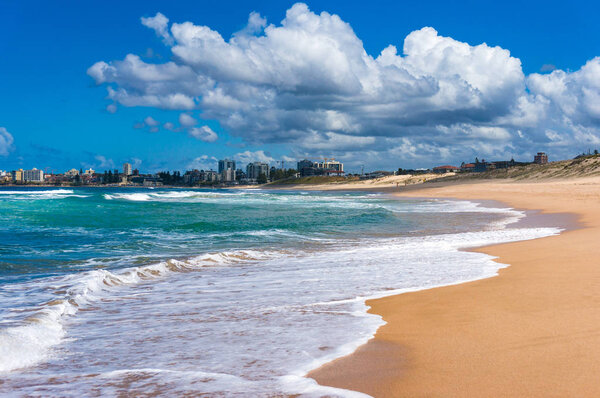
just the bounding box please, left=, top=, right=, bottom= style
left=0, top=249, right=280, bottom=373
left=0, top=224, right=561, bottom=376
left=0, top=189, right=89, bottom=200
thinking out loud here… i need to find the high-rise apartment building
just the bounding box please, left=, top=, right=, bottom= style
left=246, top=162, right=270, bottom=180
left=201, top=170, right=218, bottom=182
left=297, top=159, right=314, bottom=171
left=218, top=159, right=236, bottom=182
left=218, top=159, right=236, bottom=174
left=22, top=168, right=44, bottom=182
left=11, top=169, right=23, bottom=183
left=221, top=168, right=235, bottom=182
left=123, top=163, right=132, bottom=176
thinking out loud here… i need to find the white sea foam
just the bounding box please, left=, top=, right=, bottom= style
left=103, top=190, right=246, bottom=202
left=0, top=189, right=75, bottom=195
left=99, top=190, right=521, bottom=224
left=0, top=249, right=281, bottom=374
left=103, top=192, right=150, bottom=201
left=102, top=190, right=385, bottom=209
left=0, top=228, right=561, bottom=384
left=0, top=194, right=564, bottom=397
left=0, top=189, right=89, bottom=200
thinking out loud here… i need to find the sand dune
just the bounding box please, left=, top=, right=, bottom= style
left=267, top=173, right=452, bottom=190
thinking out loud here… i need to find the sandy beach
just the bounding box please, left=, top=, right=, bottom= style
left=309, top=177, right=600, bottom=397
left=265, top=173, right=453, bottom=191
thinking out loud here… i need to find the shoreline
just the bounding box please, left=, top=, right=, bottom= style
left=309, top=177, right=600, bottom=397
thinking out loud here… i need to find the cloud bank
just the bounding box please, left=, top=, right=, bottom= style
left=88, top=3, right=600, bottom=168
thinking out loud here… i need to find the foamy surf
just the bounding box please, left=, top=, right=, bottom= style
left=0, top=249, right=281, bottom=373
left=0, top=188, right=564, bottom=397
left=0, top=228, right=560, bottom=377
left=0, top=189, right=89, bottom=200
left=0, top=189, right=75, bottom=195
left=103, top=190, right=245, bottom=202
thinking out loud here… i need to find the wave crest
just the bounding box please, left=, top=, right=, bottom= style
left=0, top=249, right=279, bottom=373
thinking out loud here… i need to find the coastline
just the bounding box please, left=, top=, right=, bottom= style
left=309, top=177, right=600, bottom=397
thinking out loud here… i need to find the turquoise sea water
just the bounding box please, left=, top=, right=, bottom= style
left=0, top=187, right=561, bottom=397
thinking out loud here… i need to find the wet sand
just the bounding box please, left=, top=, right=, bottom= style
left=309, top=177, right=600, bottom=397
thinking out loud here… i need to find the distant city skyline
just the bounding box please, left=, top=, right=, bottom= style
left=1, top=156, right=339, bottom=185
left=1, top=1, right=600, bottom=173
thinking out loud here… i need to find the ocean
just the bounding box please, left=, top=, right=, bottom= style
left=0, top=187, right=561, bottom=397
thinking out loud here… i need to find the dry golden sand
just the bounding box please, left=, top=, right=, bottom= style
left=309, top=177, right=600, bottom=397
left=267, top=173, right=452, bottom=191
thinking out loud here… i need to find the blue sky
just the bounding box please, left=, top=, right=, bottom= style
left=1, top=0, right=599, bottom=173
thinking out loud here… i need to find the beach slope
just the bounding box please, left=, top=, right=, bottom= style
left=309, top=177, right=600, bottom=397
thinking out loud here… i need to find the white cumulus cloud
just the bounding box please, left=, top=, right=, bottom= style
left=141, top=12, right=174, bottom=45
left=189, top=126, right=218, bottom=142
left=178, top=113, right=197, bottom=127
left=234, top=150, right=275, bottom=165
left=187, top=155, right=217, bottom=170
left=144, top=116, right=160, bottom=126
left=88, top=3, right=600, bottom=167
left=528, top=57, right=600, bottom=124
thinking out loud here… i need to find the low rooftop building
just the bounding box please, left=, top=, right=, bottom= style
left=433, top=165, right=459, bottom=173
